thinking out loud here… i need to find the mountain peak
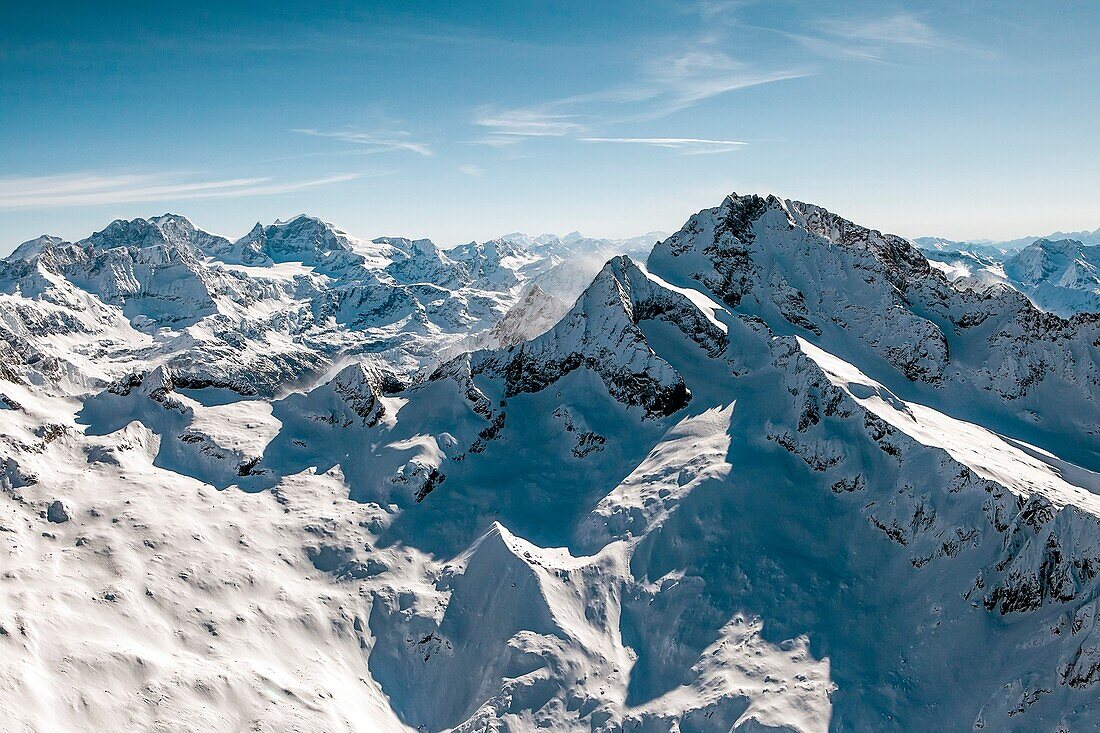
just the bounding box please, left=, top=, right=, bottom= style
left=283, top=359, right=404, bottom=430
left=465, top=252, right=737, bottom=418
left=148, top=212, right=197, bottom=228
left=1031, top=237, right=1086, bottom=251
left=8, top=234, right=69, bottom=262
left=70, top=213, right=230, bottom=264
left=234, top=214, right=360, bottom=267
left=1004, top=238, right=1100, bottom=313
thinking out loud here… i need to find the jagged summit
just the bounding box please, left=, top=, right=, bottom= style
left=652, top=192, right=1099, bottom=460
left=231, top=213, right=361, bottom=267
left=80, top=212, right=227, bottom=254
left=468, top=255, right=702, bottom=418
left=285, top=359, right=404, bottom=429
left=1008, top=238, right=1098, bottom=281
left=0, top=211, right=670, bottom=399
left=477, top=283, right=567, bottom=349
left=375, top=236, right=468, bottom=287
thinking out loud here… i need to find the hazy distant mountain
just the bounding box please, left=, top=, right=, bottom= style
left=911, top=236, right=1014, bottom=258
left=1003, top=238, right=1100, bottom=316
left=996, top=226, right=1100, bottom=250
left=914, top=234, right=1100, bottom=316
left=914, top=225, right=1100, bottom=253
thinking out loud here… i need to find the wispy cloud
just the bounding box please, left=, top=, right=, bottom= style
left=472, top=108, right=586, bottom=146
left=820, top=13, right=942, bottom=49
left=458, top=164, right=485, bottom=177
left=291, top=128, right=433, bottom=156
left=0, top=172, right=362, bottom=209
left=695, top=0, right=745, bottom=19
left=631, top=50, right=806, bottom=115
left=537, top=49, right=805, bottom=121
left=793, top=12, right=984, bottom=63
left=582, top=137, right=747, bottom=154
left=471, top=44, right=802, bottom=151
left=786, top=33, right=882, bottom=62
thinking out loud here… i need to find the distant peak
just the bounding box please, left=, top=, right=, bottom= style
left=149, top=212, right=195, bottom=226
left=77, top=214, right=217, bottom=254
left=1031, top=238, right=1084, bottom=249
left=270, top=213, right=328, bottom=228
left=234, top=214, right=361, bottom=265
left=373, top=235, right=439, bottom=251
left=8, top=234, right=68, bottom=262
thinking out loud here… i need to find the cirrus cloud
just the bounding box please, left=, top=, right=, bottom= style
left=0, top=171, right=364, bottom=209
left=291, top=128, right=433, bottom=156
left=472, top=108, right=587, bottom=146
left=581, top=137, right=747, bottom=154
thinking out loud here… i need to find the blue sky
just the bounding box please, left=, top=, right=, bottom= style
left=1, top=1, right=1098, bottom=251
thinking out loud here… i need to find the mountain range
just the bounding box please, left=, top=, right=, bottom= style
left=1, top=194, right=1099, bottom=732
left=918, top=237, right=1100, bottom=317
left=913, top=225, right=1100, bottom=252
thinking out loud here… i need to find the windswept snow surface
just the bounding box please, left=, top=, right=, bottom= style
left=797, top=336, right=1100, bottom=514
left=2, top=198, right=1100, bottom=732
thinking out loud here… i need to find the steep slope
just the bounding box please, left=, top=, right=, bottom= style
left=356, top=195, right=1100, bottom=730
left=476, top=284, right=568, bottom=350
left=465, top=255, right=726, bottom=418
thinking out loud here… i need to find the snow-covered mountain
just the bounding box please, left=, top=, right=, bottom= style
left=995, top=227, right=1100, bottom=251
left=921, top=247, right=1009, bottom=288
left=912, top=236, right=1016, bottom=259
left=2, top=196, right=1100, bottom=732
left=913, top=225, right=1100, bottom=254
left=0, top=216, right=661, bottom=394
left=915, top=236, right=1100, bottom=317
left=1002, top=238, right=1100, bottom=316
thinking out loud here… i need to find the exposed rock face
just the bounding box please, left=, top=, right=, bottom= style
left=651, top=194, right=951, bottom=383
left=298, top=361, right=402, bottom=429
left=469, top=256, right=729, bottom=418
left=46, top=500, right=69, bottom=523
left=652, top=193, right=1100, bottom=457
